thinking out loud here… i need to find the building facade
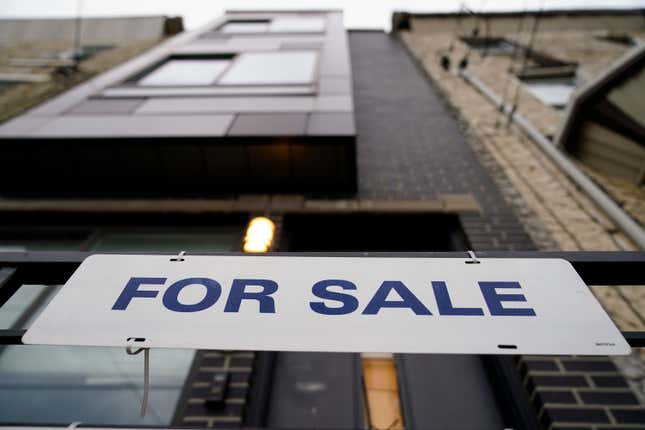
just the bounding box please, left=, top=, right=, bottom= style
left=0, top=15, right=182, bottom=123
left=0, top=8, right=643, bottom=430
left=396, top=8, right=645, bottom=429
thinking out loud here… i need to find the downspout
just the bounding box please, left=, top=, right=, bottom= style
left=459, top=70, right=645, bottom=250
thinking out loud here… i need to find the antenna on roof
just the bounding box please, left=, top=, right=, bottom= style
left=506, top=0, right=545, bottom=126
left=496, top=0, right=528, bottom=128
left=438, top=2, right=465, bottom=71
left=457, top=0, right=489, bottom=71
left=72, top=0, right=85, bottom=65
left=456, top=4, right=476, bottom=71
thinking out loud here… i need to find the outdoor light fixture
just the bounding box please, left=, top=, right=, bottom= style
left=243, top=217, right=275, bottom=253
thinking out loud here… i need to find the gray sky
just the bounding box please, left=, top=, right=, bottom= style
left=1, top=0, right=645, bottom=30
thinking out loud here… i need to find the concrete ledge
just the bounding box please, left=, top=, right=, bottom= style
left=0, top=194, right=481, bottom=214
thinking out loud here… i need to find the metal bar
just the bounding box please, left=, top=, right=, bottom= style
left=1, top=250, right=644, bottom=261
left=0, top=251, right=642, bottom=286
left=624, top=331, right=645, bottom=348
left=0, top=329, right=25, bottom=345
left=0, top=267, right=19, bottom=308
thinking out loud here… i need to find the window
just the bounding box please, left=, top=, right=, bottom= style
left=523, top=76, right=576, bottom=109
left=269, top=17, right=326, bottom=33
left=76, top=44, right=113, bottom=60
left=0, top=345, right=194, bottom=426
left=217, top=16, right=325, bottom=34
left=122, top=51, right=318, bottom=94
left=0, top=284, right=54, bottom=329
left=595, top=34, right=635, bottom=46
left=220, top=20, right=270, bottom=33
left=0, top=223, right=244, bottom=425
left=282, top=214, right=468, bottom=252
left=138, top=59, right=231, bottom=86
left=219, top=51, right=317, bottom=85
left=90, top=227, right=241, bottom=252
left=461, top=37, right=517, bottom=56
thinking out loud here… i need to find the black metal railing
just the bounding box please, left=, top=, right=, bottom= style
left=1, top=250, right=644, bottom=347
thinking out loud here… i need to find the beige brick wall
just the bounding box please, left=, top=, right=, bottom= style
left=400, top=19, right=645, bottom=408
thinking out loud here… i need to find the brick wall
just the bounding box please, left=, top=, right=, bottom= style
left=520, top=356, right=645, bottom=429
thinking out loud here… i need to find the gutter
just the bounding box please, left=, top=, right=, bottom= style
left=459, top=70, right=645, bottom=250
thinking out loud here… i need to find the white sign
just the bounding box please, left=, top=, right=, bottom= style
left=23, top=255, right=630, bottom=355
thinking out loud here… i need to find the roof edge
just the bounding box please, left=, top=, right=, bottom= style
left=554, top=44, right=645, bottom=149
left=393, top=8, right=645, bottom=19
left=224, top=9, right=343, bottom=14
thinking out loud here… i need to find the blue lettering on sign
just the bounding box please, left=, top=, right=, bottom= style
left=112, top=277, right=165, bottom=310
left=163, top=277, right=221, bottom=313
left=310, top=279, right=359, bottom=315
left=431, top=281, right=484, bottom=316
left=224, top=279, right=278, bottom=314
left=479, top=281, right=536, bottom=316
left=362, top=281, right=432, bottom=315
left=111, top=277, right=536, bottom=317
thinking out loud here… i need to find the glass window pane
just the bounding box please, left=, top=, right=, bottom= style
left=221, top=22, right=269, bottom=33
left=524, top=77, right=576, bottom=108
left=0, top=345, right=194, bottom=426
left=90, top=227, right=241, bottom=252
left=0, top=235, right=88, bottom=251
left=269, top=17, right=325, bottom=33
left=139, top=59, right=231, bottom=86
left=219, top=51, right=317, bottom=85
left=0, top=285, right=56, bottom=329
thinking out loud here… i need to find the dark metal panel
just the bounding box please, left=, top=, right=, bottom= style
left=227, top=113, right=308, bottom=136
left=291, top=143, right=343, bottom=183
left=159, top=145, right=207, bottom=187
left=203, top=143, right=248, bottom=183
left=266, top=352, right=365, bottom=429
left=247, top=143, right=291, bottom=182
left=396, top=354, right=506, bottom=430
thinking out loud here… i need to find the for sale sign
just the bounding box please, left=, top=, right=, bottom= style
left=23, top=254, right=630, bottom=355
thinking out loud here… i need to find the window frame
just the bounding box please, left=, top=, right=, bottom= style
left=521, top=75, right=577, bottom=109
left=108, top=50, right=320, bottom=98
left=213, top=16, right=326, bottom=35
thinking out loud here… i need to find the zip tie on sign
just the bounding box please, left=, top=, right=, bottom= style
left=126, top=338, right=150, bottom=417
left=466, top=250, right=481, bottom=264
left=67, top=422, right=83, bottom=430
left=170, top=250, right=187, bottom=262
